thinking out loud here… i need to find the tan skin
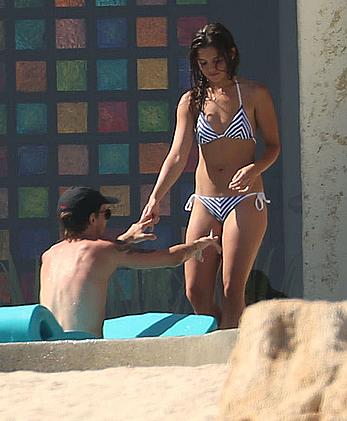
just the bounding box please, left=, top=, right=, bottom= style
left=39, top=205, right=220, bottom=337
left=141, top=46, right=280, bottom=328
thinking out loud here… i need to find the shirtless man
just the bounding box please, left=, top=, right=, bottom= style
left=39, top=186, right=220, bottom=337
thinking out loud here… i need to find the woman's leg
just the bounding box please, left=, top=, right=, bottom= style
left=220, top=196, right=268, bottom=329
left=184, top=199, right=222, bottom=322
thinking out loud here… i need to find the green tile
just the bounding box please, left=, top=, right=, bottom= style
left=18, top=187, right=49, bottom=218
left=57, top=60, right=87, bottom=91
left=97, top=59, right=127, bottom=91
left=16, top=103, right=47, bottom=134
left=15, top=20, right=46, bottom=50
left=138, top=101, right=169, bottom=132
left=99, top=144, right=129, bottom=174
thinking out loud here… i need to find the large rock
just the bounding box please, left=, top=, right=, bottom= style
left=219, top=299, right=347, bottom=420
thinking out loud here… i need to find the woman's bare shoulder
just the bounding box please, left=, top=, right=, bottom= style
left=238, top=76, right=269, bottom=93
left=237, top=77, right=272, bottom=105
left=177, top=90, right=193, bottom=107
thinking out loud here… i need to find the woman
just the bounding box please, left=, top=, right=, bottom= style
left=141, top=23, right=280, bottom=328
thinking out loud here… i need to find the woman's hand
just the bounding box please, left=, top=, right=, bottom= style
left=228, top=163, right=260, bottom=193
left=140, top=198, right=161, bottom=227
left=116, top=216, right=158, bottom=245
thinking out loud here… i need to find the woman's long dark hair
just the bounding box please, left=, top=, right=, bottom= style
left=189, top=23, right=240, bottom=115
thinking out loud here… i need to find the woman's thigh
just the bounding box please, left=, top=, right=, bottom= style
left=184, top=199, right=222, bottom=296
left=221, top=196, right=268, bottom=294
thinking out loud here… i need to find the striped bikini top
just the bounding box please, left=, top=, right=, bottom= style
left=195, top=80, right=255, bottom=145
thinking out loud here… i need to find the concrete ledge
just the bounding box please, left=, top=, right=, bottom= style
left=0, top=329, right=238, bottom=372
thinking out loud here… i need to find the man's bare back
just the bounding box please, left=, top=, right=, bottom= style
left=40, top=186, right=221, bottom=337
left=40, top=239, right=114, bottom=337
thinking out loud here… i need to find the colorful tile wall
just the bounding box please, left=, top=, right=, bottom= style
left=16, top=103, right=47, bottom=134
left=57, top=102, right=88, bottom=133
left=56, top=60, right=87, bottom=91
left=18, top=146, right=48, bottom=176
left=16, top=61, right=47, bottom=92
left=58, top=144, right=89, bottom=174
left=138, top=101, right=169, bottom=132
left=97, top=18, right=127, bottom=48
left=0, top=1, right=210, bottom=305
left=99, top=144, right=129, bottom=174
left=97, top=59, right=127, bottom=90
left=98, top=102, right=128, bottom=132
left=136, top=17, right=167, bottom=47
left=15, top=20, right=46, bottom=50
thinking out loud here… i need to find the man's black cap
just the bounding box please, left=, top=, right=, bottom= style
left=57, top=186, right=119, bottom=217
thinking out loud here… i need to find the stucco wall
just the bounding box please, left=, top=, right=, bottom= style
left=297, top=1, right=347, bottom=298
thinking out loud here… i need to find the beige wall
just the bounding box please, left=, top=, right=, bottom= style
left=297, top=1, right=347, bottom=299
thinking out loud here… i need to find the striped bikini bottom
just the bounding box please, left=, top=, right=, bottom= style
left=184, top=192, right=270, bottom=223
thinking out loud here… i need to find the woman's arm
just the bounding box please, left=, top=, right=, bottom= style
left=141, top=92, right=195, bottom=219
left=229, top=84, right=281, bottom=192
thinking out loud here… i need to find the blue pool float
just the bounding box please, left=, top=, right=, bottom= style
left=0, top=304, right=217, bottom=342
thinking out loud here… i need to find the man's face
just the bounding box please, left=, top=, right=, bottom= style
left=95, top=204, right=111, bottom=235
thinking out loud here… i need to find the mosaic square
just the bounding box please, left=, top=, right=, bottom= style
left=96, top=0, right=127, bottom=5
left=19, top=228, right=50, bottom=260
left=138, top=101, right=169, bottom=132
left=18, top=145, right=48, bottom=176
left=0, top=147, right=7, bottom=177
left=140, top=184, right=170, bottom=216
left=56, top=60, right=87, bottom=91
left=55, top=0, right=85, bottom=6
left=58, top=144, right=89, bottom=175
left=136, top=17, right=167, bottom=47
left=100, top=185, right=130, bottom=216
left=18, top=187, right=49, bottom=218
left=177, top=16, right=207, bottom=46
left=16, top=61, right=47, bottom=92
left=0, top=21, right=5, bottom=50
left=99, top=144, right=129, bottom=175
left=139, top=143, right=169, bottom=173
left=0, top=104, right=6, bottom=134
left=97, top=18, right=127, bottom=48
left=98, top=102, right=128, bottom=132
left=0, top=230, right=9, bottom=260
left=16, top=103, right=47, bottom=134
left=97, top=60, right=127, bottom=91
left=56, top=19, right=86, bottom=49
left=15, top=20, right=46, bottom=50
left=57, top=102, right=88, bottom=133
left=137, top=58, right=168, bottom=90
left=0, top=188, right=8, bottom=219
left=15, top=0, right=44, bottom=6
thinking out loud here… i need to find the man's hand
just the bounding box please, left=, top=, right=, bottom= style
left=116, top=216, right=158, bottom=245
left=192, top=229, right=221, bottom=262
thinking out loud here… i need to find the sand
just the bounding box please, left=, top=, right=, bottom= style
left=0, top=364, right=228, bottom=421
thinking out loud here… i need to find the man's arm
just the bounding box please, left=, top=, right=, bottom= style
left=115, top=233, right=221, bottom=269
